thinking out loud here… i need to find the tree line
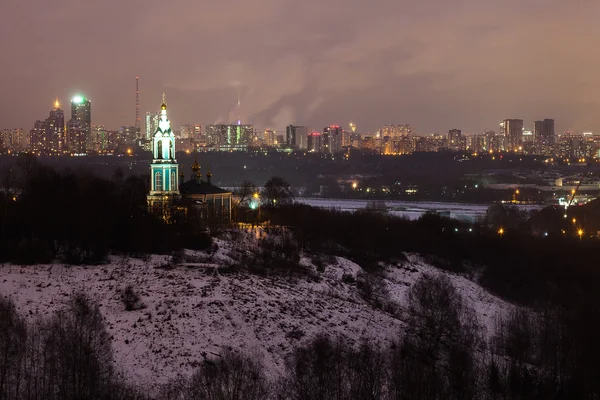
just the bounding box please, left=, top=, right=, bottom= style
left=0, top=155, right=211, bottom=265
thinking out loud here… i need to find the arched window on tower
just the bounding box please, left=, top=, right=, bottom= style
left=170, top=140, right=174, bottom=159
left=157, top=140, right=163, bottom=160
left=171, top=171, right=176, bottom=190
left=155, top=171, right=162, bottom=191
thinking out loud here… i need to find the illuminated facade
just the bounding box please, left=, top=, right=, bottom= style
left=147, top=95, right=180, bottom=210
left=264, top=129, right=276, bottom=147
left=322, top=125, right=343, bottom=154
left=0, top=129, right=24, bottom=153
left=205, top=124, right=253, bottom=151
left=67, top=96, right=91, bottom=154
left=30, top=100, right=65, bottom=155
left=500, top=119, right=524, bottom=151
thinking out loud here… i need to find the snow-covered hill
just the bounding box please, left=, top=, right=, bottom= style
left=0, top=231, right=513, bottom=391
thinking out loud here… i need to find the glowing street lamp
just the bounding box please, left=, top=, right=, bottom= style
left=578, top=229, right=584, bottom=240
left=352, top=182, right=358, bottom=189
left=498, top=227, right=504, bottom=237
left=252, top=193, right=261, bottom=222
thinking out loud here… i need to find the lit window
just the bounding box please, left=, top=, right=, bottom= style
left=155, top=171, right=162, bottom=191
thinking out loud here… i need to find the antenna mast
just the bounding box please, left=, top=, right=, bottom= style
left=135, top=76, right=140, bottom=132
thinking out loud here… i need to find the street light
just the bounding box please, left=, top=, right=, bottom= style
left=253, top=193, right=260, bottom=222
left=578, top=229, right=583, bottom=240
left=498, top=227, right=504, bottom=237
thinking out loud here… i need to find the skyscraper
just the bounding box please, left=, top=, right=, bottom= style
left=68, top=96, right=91, bottom=154
left=145, top=111, right=160, bottom=140
left=29, top=100, right=65, bottom=155
left=322, top=126, right=343, bottom=154
left=47, top=101, right=65, bottom=154
left=307, top=132, right=322, bottom=152
left=286, top=125, right=309, bottom=149
left=500, top=119, right=524, bottom=151
left=534, top=119, right=555, bottom=145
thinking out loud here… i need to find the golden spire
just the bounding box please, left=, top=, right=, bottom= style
left=191, top=156, right=201, bottom=181
left=161, top=92, right=167, bottom=110
left=54, top=98, right=60, bottom=109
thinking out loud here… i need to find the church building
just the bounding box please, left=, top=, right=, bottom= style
left=147, top=95, right=232, bottom=222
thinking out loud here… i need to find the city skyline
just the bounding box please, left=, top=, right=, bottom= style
left=1, top=93, right=578, bottom=138
left=3, top=0, right=600, bottom=134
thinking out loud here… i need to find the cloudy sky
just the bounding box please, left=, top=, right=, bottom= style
left=2, top=0, right=600, bottom=134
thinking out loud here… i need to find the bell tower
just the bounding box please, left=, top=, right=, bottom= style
left=147, top=93, right=180, bottom=209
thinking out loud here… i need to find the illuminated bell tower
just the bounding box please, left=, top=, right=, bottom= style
left=148, top=93, right=180, bottom=208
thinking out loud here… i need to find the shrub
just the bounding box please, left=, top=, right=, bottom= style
left=121, top=285, right=145, bottom=311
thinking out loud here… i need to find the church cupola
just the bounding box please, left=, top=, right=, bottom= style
left=191, top=157, right=202, bottom=184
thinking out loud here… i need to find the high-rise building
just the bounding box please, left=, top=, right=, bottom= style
left=181, top=124, right=202, bottom=141
left=66, top=120, right=87, bottom=154
left=264, top=129, right=276, bottom=147
left=286, top=125, right=309, bottom=149
left=145, top=111, right=160, bottom=140
left=448, top=129, right=461, bottom=145
left=204, top=124, right=253, bottom=151
left=322, top=125, right=343, bottom=154
left=29, top=99, right=65, bottom=155
left=534, top=119, right=555, bottom=146
left=68, top=96, right=91, bottom=154
left=30, top=120, right=47, bottom=155
left=307, top=132, right=322, bottom=152
left=500, top=119, right=524, bottom=151
left=1, top=129, right=25, bottom=153
left=379, top=124, right=413, bottom=138
left=119, top=126, right=137, bottom=145
left=89, top=125, right=109, bottom=153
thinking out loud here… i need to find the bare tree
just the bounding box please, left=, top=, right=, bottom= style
left=262, top=177, right=294, bottom=207
left=0, top=296, right=27, bottom=399
left=281, top=335, right=348, bottom=400
left=167, top=349, right=270, bottom=400
left=43, top=293, right=115, bottom=400
left=390, top=273, right=482, bottom=400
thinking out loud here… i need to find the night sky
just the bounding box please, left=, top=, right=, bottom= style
left=2, top=0, right=599, bottom=134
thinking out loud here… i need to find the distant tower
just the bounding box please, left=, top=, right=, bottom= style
left=236, top=86, right=241, bottom=126
left=135, top=77, right=141, bottom=133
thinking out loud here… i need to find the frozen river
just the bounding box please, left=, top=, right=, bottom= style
left=296, top=197, right=542, bottom=222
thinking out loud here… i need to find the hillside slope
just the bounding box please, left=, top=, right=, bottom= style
left=0, top=233, right=513, bottom=391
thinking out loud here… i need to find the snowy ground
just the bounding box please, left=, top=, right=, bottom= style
left=297, top=197, right=542, bottom=222
left=0, top=233, right=513, bottom=391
